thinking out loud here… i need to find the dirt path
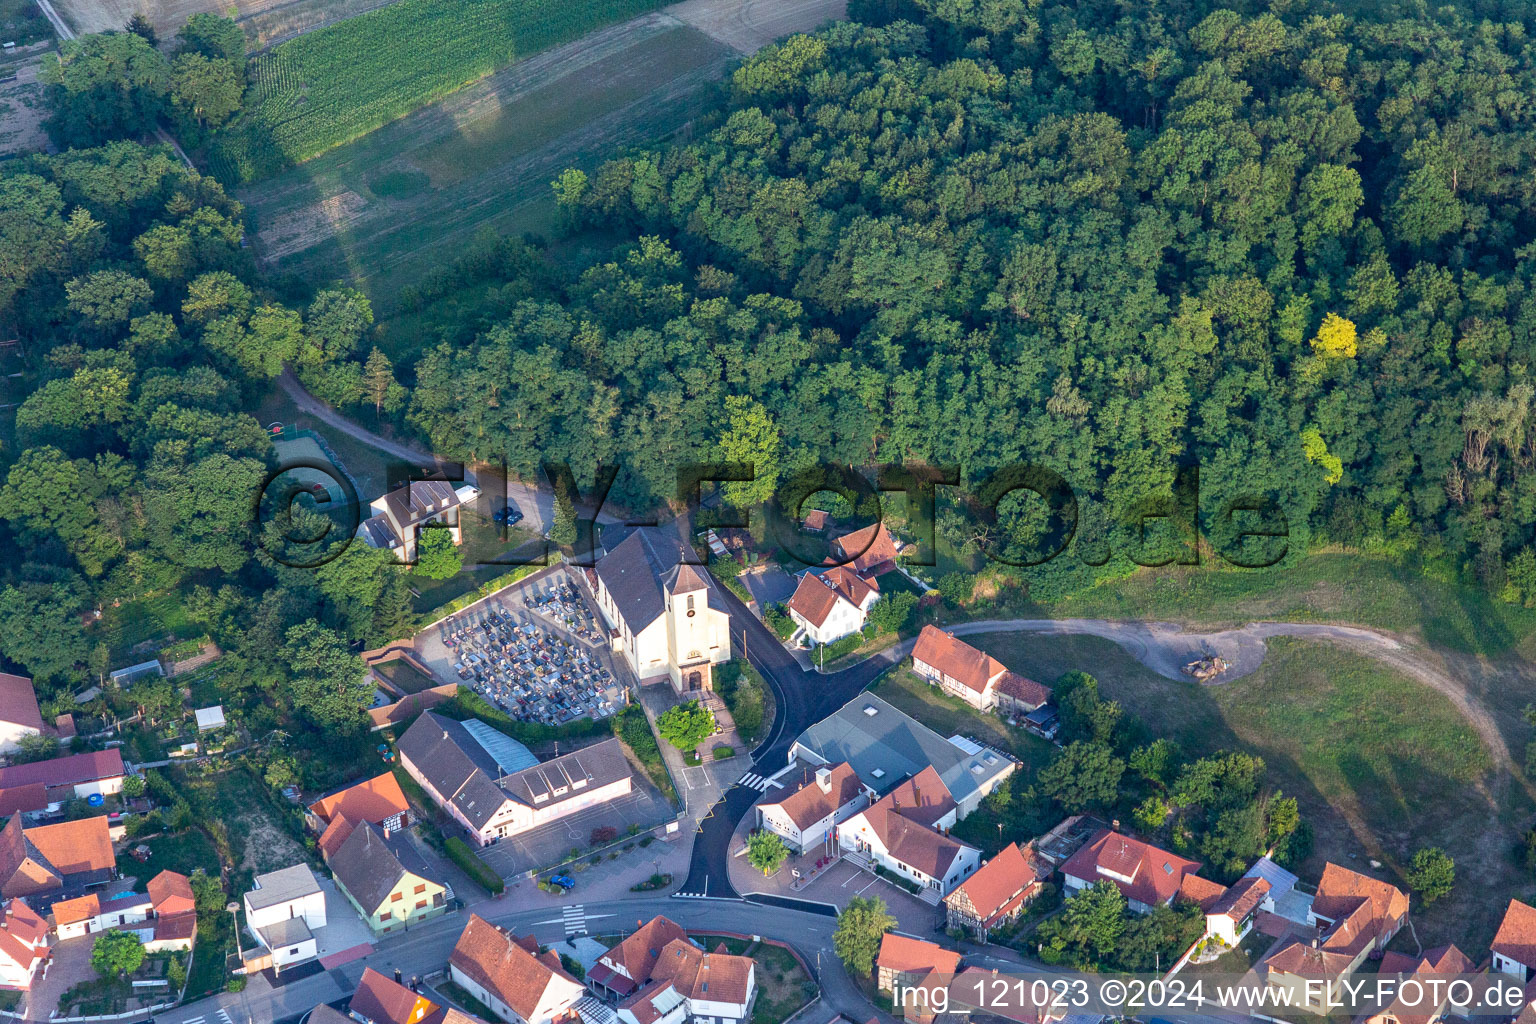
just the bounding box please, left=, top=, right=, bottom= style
left=871, top=617, right=1526, bottom=799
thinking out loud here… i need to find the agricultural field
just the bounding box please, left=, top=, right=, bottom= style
left=210, top=0, right=669, bottom=180
left=967, top=632, right=1526, bottom=954
left=240, top=14, right=732, bottom=305
left=0, top=55, right=49, bottom=157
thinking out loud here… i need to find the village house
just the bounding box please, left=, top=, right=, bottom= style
left=1260, top=863, right=1409, bottom=1013
left=349, top=967, right=446, bottom=1024
left=754, top=762, right=867, bottom=855
left=1202, top=875, right=1271, bottom=948
left=592, top=528, right=732, bottom=694
left=50, top=869, right=196, bottom=952
left=828, top=523, right=903, bottom=578
left=398, top=712, right=633, bottom=846
left=449, top=914, right=585, bottom=1024
left=787, top=693, right=1016, bottom=819
left=244, top=864, right=327, bottom=974
left=307, top=772, right=415, bottom=859
left=876, top=933, right=961, bottom=995
left=1059, top=829, right=1205, bottom=914
left=1364, top=946, right=1475, bottom=1024
left=356, top=481, right=471, bottom=563
left=786, top=567, right=881, bottom=645
left=617, top=938, right=757, bottom=1024
left=0, top=899, right=48, bottom=990
left=0, top=750, right=125, bottom=819
left=331, top=821, right=449, bottom=935
left=0, top=814, right=117, bottom=901
left=587, top=914, right=688, bottom=1000
left=910, top=627, right=1051, bottom=715
left=836, top=767, right=981, bottom=898
left=0, top=674, right=43, bottom=756
left=1493, top=898, right=1536, bottom=982
left=943, top=842, right=1048, bottom=941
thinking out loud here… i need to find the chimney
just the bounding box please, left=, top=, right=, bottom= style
left=395, top=968, right=403, bottom=984
left=816, top=767, right=832, bottom=794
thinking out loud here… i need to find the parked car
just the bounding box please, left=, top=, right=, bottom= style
left=550, top=874, right=576, bottom=890
left=493, top=503, right=524, bottom=525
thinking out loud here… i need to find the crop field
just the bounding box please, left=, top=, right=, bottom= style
left=240, top=14, right=732, bottom=304
left=210, top=0, right=668, bottom=181
left=0, top=56, right=49, bottom=157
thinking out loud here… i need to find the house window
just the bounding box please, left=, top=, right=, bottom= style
left=392, top=892, right=404, bottom=901
left=414, top=884, right=426, bottom=894
left=379, top=912, right=390, bottom=921
left=416, top=900, right=427, bottom=910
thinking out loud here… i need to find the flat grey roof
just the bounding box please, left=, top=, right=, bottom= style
left=259, top=916, right=313, bottom=949
left=245, top=864, right=322, bottom=911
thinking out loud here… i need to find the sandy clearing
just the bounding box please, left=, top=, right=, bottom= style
left=0, top=59, right=49, bottom=157
left=667, top=0, right=845, bottom=53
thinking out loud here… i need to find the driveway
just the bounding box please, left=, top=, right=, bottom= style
left=25, top=935, right=95, bottom=1021
left=742, top=565, right=797, bottom=610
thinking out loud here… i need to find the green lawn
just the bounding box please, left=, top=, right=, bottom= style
left=97, top=593, right=197, bottom=662
left=748, top=944, right=817, bottom=1024
left=968, top=632, right=1523, bottom=953
left=116, top=828, right=223, bottom=890
left=1040, top=551, right=1536, bottom=656
left=873, top=669, right=1058, bottom=778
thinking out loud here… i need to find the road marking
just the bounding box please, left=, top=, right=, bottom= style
left=217, top=1011, right=234, bottom=1024
left=182, top=1017, right=206, bottom=1024
left=562, top=904, right=586, bottom=936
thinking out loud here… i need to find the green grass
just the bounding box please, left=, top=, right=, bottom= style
left=873, top=669, right=1057, bottom=777
left=748, top=943, right=818, bottom=1024
left=373, top=658, right=440, bottom=694
left=97, top=593, right=196, bottom=661
left=239, top=21, right=730, bottom=309
left=116, top=829, right=222, bottom=888
left=1041, top=551, right=1536, bottom=656
left=0, top=0, right=51, bottom=47
left=214, top=0, right=668, bottom=179
left=968, top=632, right=1521, bottom=954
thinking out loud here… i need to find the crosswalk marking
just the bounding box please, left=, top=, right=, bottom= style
left=217, top=1010, right=234, bottom=1024
left=562, top=904, right=586, bottom=936
left=183, top=1016, right=206, bottom=1024
left=736, top=772, right=773, bottom=791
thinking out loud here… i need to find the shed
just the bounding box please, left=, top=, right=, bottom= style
left=195, top=706, right=226, bottom=732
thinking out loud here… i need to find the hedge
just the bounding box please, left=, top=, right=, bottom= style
left=445, top=837, right=505, bottom=894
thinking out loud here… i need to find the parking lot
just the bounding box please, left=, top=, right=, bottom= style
left=475, top=781, right=677, bottom=879
left=415, top=566, right=628, bottom=727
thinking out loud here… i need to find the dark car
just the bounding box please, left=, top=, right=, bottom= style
left=493, top=503, right=524, bottom=525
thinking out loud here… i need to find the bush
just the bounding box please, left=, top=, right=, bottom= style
left=657, top=700, right=715, bottom=750
left=713, top=745, right=734, bottom=759
left=590, top=825, right=619, bottom=846
left=445, top=837, right=505, bottom=894
left=765, top=604, right=796, bottom=640
left=631, top=872, right=672, bottom=892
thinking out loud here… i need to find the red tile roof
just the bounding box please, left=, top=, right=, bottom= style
left=0, top=783, right=47, bottom=819
left=1494, top=899, right=1536, bottom=969
left=787, top=568, right=878, bottom=630
left=1311, top=863, right=1408, bottom=957
left=51, top=893, right=100, bottom=926
left=351, top=967, right=442, bottom=1024
left=651, top=938, right=755, bottom=1006
left=1208, top=875, right=1270, bottom=921
left=912, top=627, right=1014, bottom=697
left=148, top=871, right=195, bottom=916
left=152, top=911, right=197, bottom=943
left=0, top=749, right=124, bottom=790
left=829, top=523, right=901, bottom=576
left=877, top=933, right=961, bottom=976
left=0, top=674, right=42, bottom=734
left=309, top=774, right=411, bottom=858
left=1177, top=873, right=1228, bottom=911
left=945, top=843, right=1043, bottom=925
left=995, top=672, right=1051, bottom=710
left=591, top=916, right=689, bottom=997
left=0, top=899, right=46, bottom=975
left=804, top=510, right=830, bottom=532
left=760, top=763, right=863, bottom=832
left=450, top=914, right=581, bottom=1023
left=1060, top=829, right=1201, bottom=908
left=25, top=815, right=115, bottom=878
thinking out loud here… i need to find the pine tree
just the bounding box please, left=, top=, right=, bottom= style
left=362, top=347, right=398, bottom=417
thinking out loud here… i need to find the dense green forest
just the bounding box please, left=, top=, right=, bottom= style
left=8, top=0, right=1536, bottom=702
left=392, top=0, right=1536, bottom=599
